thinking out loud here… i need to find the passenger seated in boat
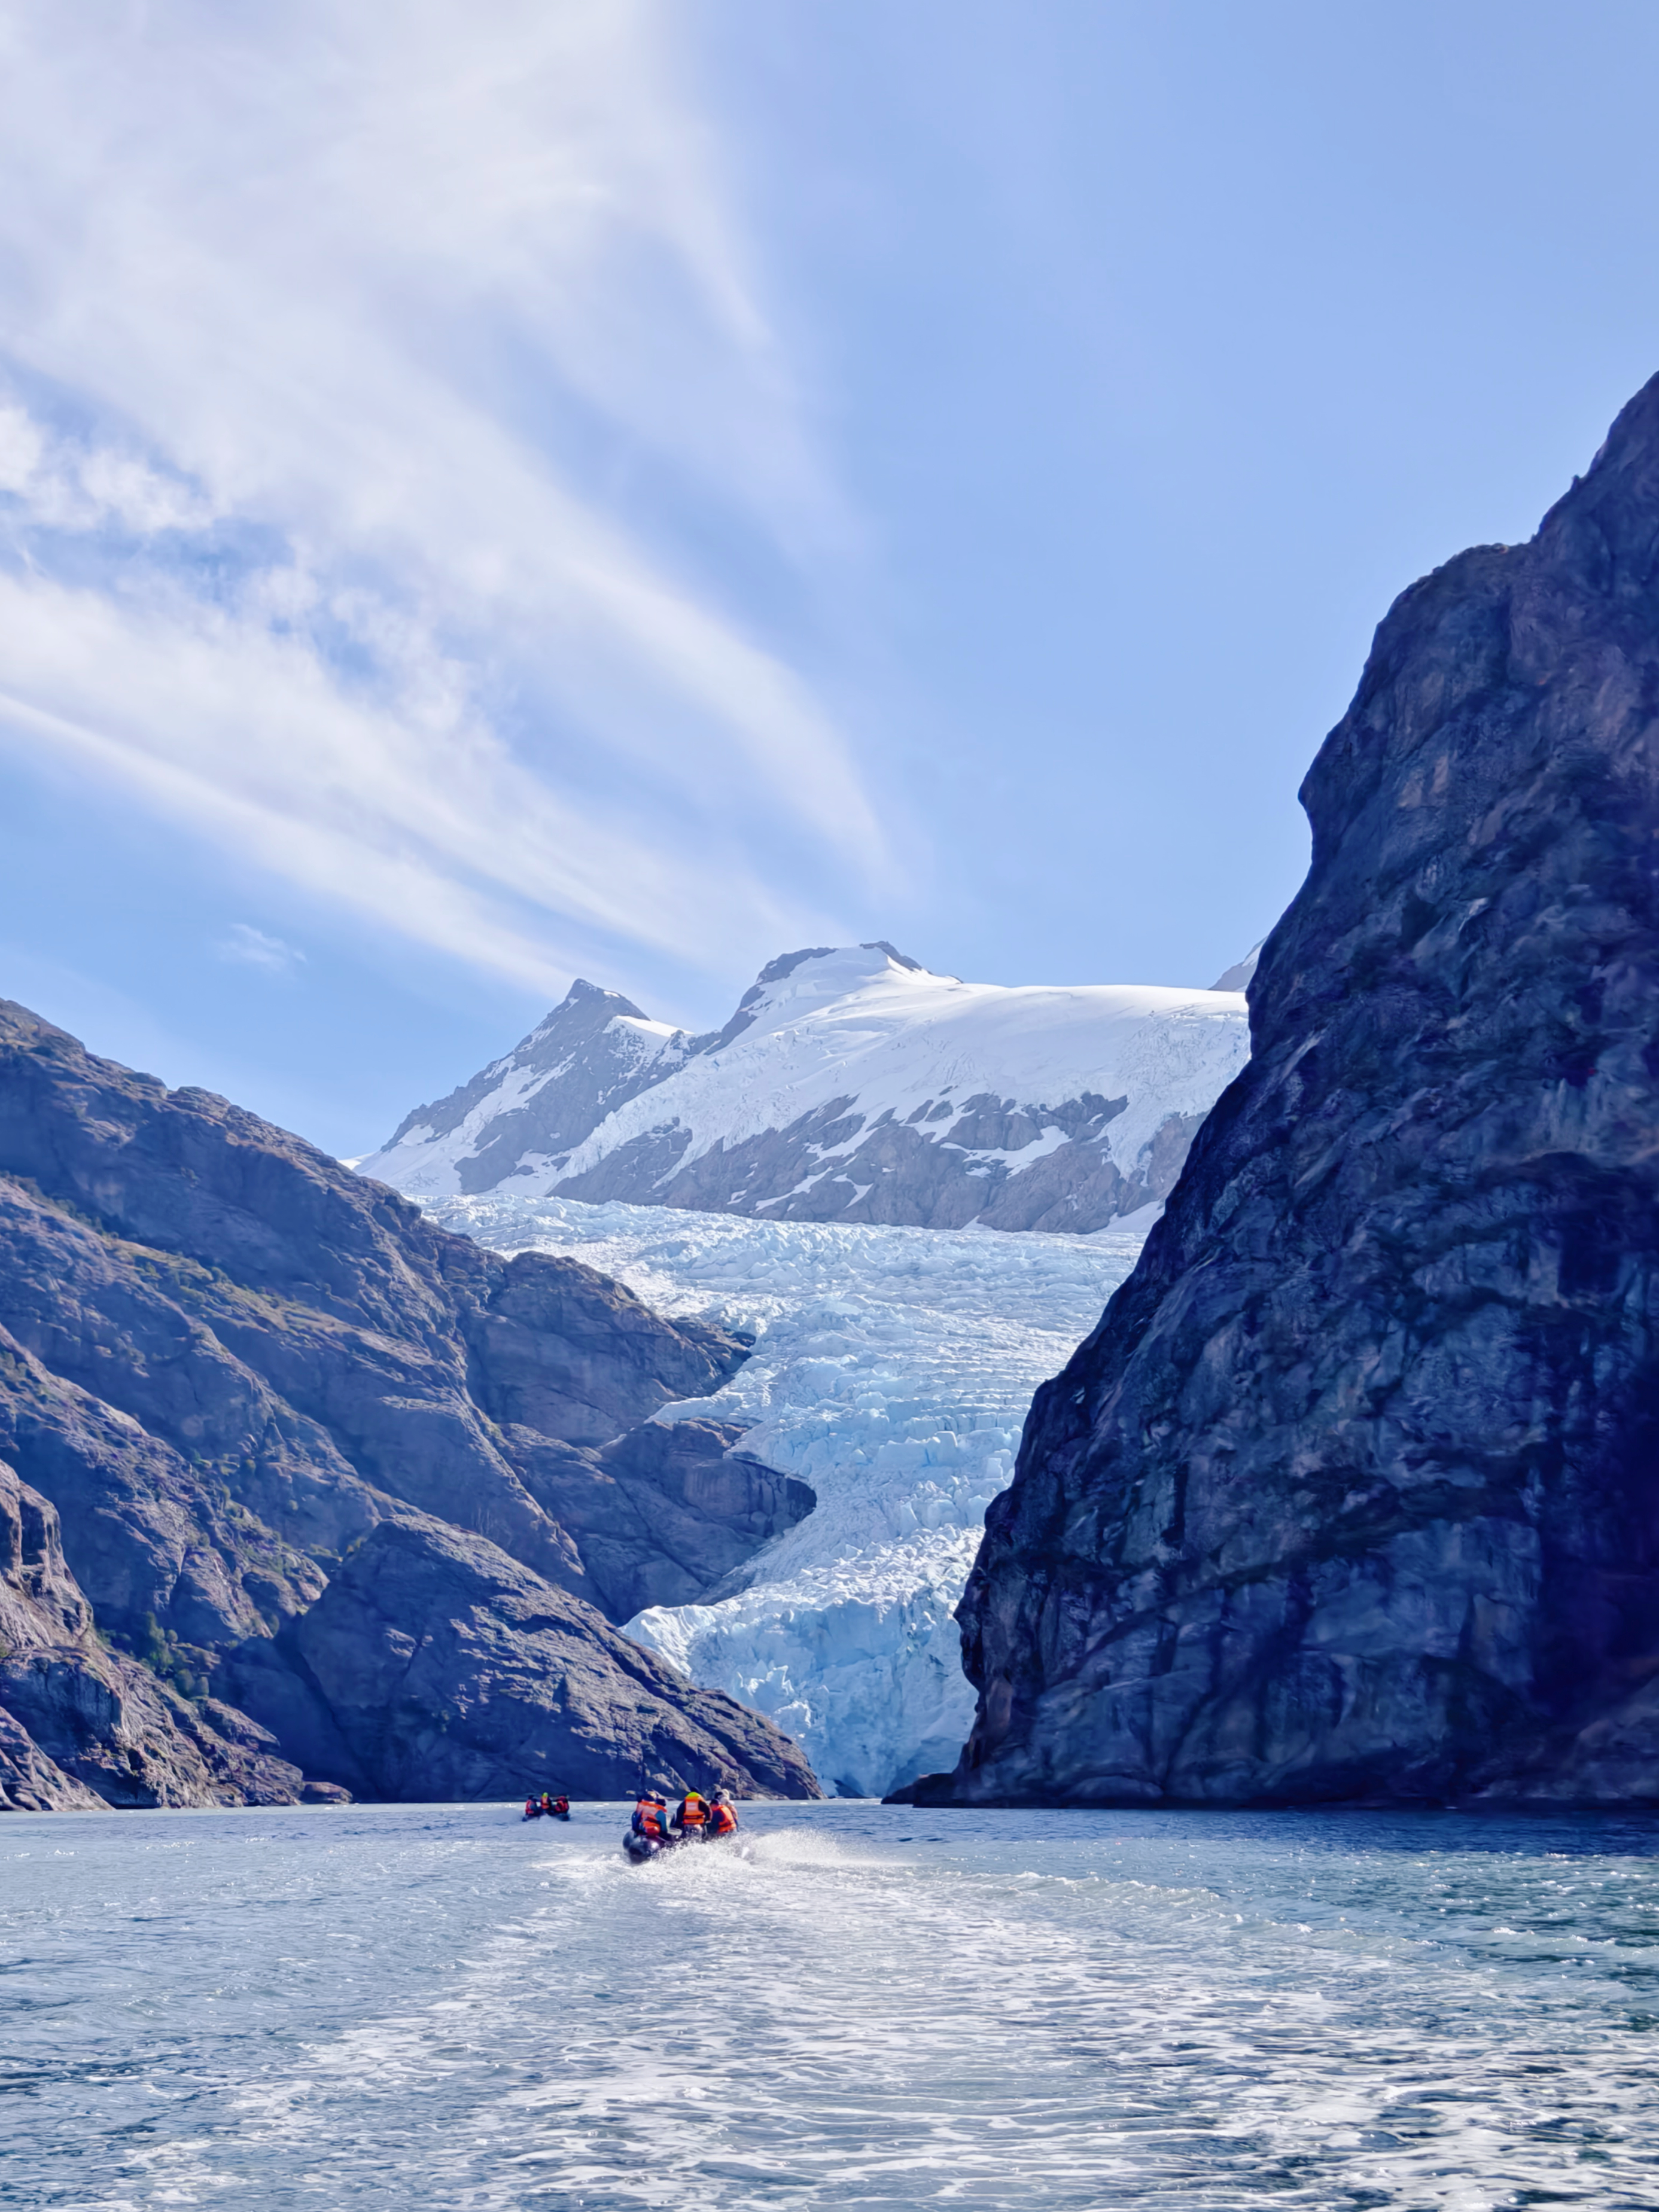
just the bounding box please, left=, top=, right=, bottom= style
left=673, top=1791, right=708, bottom=1837
left=632, top=1794, right=671, bottom=1842
left=707, top=1793, right=738, bottom=1836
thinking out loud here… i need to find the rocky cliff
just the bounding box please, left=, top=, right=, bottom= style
left=0, top=1461, right=305, bottom=1811
left=0, top=1001, right=818, bottom=1808
left=948, top=373, right=1659, bottom=1808
left=361, top=944, right=1248, bottom=1233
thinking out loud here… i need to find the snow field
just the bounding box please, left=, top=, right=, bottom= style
left=544, top=949, right=1248, bottom=1196
left=430, top=1194, right=1147, bottom=1796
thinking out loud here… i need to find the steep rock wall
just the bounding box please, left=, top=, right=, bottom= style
left=952, top=374, right=1659, bottom=1807
left=0, top=1462, right=303, bottom=1811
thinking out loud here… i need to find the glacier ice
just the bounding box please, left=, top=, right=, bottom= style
left=430, top=1193, right=1146, bottom=1797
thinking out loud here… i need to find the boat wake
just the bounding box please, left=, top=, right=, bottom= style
left=11, top=1799, right=1659, bottom=2208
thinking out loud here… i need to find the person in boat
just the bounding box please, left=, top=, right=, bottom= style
left=706, top=1792, right=738, bottom=1838
left=632, top=1793, right=671, bottom=1845
left=672, top=1790, right=709, bottom=1839
left=523, top=1794, right=541, bottom=1818
left=550, top=1794, right=570, bottom=1820
left=538, top=1792, right=559, bottom=1818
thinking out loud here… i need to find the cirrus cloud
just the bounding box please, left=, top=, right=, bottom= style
left=0, top=0, right=893, bottom=994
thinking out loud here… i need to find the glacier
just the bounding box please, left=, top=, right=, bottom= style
left=428, top=1193, right=1147, bottom=1797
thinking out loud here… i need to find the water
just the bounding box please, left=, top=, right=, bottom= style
left=6, top=1802, right=1659, bottom=2210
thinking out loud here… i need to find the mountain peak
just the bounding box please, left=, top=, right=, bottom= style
left=549, top=977, right=649, bottom=1019
left=751, top=946, right=836, bottom=990
left=359, top=943, right=1251, bottom=1232
left=744, top=940, right=922, bottom=995
left=862, top=939, right=923, bottom=973
left=703, top=943, right=927, bottom=1056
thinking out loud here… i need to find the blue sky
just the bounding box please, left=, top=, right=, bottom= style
left=2, top=1, right=1657, bottom=1156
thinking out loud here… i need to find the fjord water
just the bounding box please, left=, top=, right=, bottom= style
left=7, top=1805, right=1658, bottom=2210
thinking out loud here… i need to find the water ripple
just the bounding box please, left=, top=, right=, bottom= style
left=5, top=1803, right=1659, bottom=2208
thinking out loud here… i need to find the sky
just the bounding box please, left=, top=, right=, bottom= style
left=2, top=1, right=1658, bottom=1156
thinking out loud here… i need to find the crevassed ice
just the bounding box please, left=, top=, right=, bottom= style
left=430, top=1194, right=1146, bottom=1797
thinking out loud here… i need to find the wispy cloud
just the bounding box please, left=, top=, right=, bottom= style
left=0, top=401, right=214, bottom=535
left=0, top=0, right=889, bottom=990
left=220, top=924, right=306, bottom=976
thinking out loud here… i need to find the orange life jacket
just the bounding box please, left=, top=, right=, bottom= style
left=636, top=1798, right=667, bottom=1838
left=678, top=1795, right=707, bottom=1827
left=708, top=1802, right=737, bottom=1835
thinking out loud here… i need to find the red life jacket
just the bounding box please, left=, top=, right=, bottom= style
left=708, top=1802, right=737, bottom=1835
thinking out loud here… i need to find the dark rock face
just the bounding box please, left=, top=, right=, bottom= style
left=548, top=1087, right=1182, bottom=1234
left=510, top=1418, right=817, bottom=1622
left=287, top=1512, right=818, bottom=1802
left=0, top=1003, right=818, bottom=1805
left=0, top=1463, right=304, bottom=1810
left=466, top=1251, right=746, bottom=1447
left=954, top=374, right=1659, bottom=1808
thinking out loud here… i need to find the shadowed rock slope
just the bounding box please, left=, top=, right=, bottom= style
left=0, top=1462, right=303, bottom=1812
left=0, top=1002, right=818, bottom=1808
left=950, top=372, right=1659, bottom=1809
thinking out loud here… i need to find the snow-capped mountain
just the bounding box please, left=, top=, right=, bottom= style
left=366, top=976, right=692, bottom=1195
left=360, top=943, right=1250, bottom=1235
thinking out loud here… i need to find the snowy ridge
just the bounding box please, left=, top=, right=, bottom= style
left=366, top=943, right=1249, bottom=1234
left=368, top=979, right=692, bottom=1199
left=430, top=1193, right=1147, bottom=1796
left=555, top=951, right=1235, bottom=1191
